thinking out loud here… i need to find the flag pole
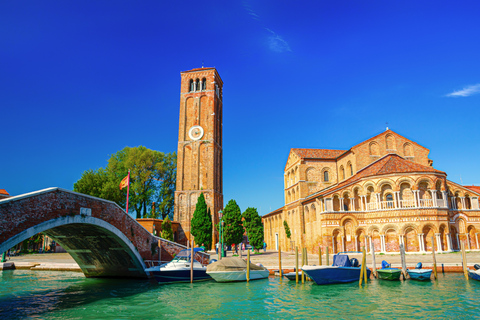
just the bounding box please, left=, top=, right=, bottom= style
left=126, top=170, right=130, bottom=213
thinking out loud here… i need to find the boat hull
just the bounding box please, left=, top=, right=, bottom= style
left=407, top=269, right=432, bottom=281
left=147, top=268, right=211, bottom=284
left=377, top=268, right=402, bottom=281
left=207, top=269, right=269, bottom=282
left=284, top=272, right=297, bottom=281
left=468, top=270, right=480, bottom=281
left=301, top=266, right=371, bottom=285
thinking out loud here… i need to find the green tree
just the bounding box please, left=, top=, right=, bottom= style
left=73, top=146, right=176, bottom=219
left=283, top=220, right=291, bottom=239
left=190, top=193, right=213, bottom=250
left=161, top=216, right=174, bottom=241
left=242, top=207, right=264, bottom=253
left=222, top=199, right=244, bottom=250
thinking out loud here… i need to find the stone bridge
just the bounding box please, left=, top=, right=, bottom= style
left=0, top=188, right=207, bottom=278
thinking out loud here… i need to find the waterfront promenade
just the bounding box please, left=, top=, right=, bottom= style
left=3, top=250, right=480, bottom=273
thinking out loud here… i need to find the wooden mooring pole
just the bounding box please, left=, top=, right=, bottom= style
left=190, top=239, right=194, bottom=284
left=370, top=239, right=377, bottom=278
left=247, top=250, right=250, bottom=282
left=400, top=243, right=407, bottom=280
left=295, top=246, right=299, bottom=283
left=278, top=248, right=282, bottom=277
left=359, top=246, right=366, bottom=286
left=431, top=236, right=437, bottom=280
left=301, top=248, right=305, bottom=284
left=461, top=241, right=468, bottom=280
left=326, top=246, right=329, bottom=266
left=319, top=246, right=322, bottom=266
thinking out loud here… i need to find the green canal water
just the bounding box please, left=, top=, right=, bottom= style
left=1, top=270, right=479, bottom=319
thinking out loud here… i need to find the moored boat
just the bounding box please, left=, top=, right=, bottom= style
left=468, top=264, right=480, bottom=281
left=145, top=248, right=211, bottom=284
left=377, top=260, right=402, bottom=281
left=301, top=254, right=371, bottom=285
left=407, top=262, right=432, bottom=281
left=284, top=272, right=297, bottom=281
left=206, top=257, right=269, bottom=282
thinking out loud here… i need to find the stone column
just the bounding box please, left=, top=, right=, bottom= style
left=341, top=236, right=345, bottom=252
left=431, top=190, right=437, bottom=207
left=466, top=233, right=471, bottom=250
left=446, top=233, right=452, bottom=251
left=456, top=234, right=460, bottom=250
left=332, top=236, right=335, bottom=253
left=350, top=198, right=356, bottom=211
left=380, top=234, right=386, bottom=253
left=417, top=233, right=424, bottom=252
left=413, top=190, right=418, bottom=207
left=476, top=233, right=479, bottom=250
left=354, top=236, right=358, bottom=252
left=360, top=196, right=365, bottom=211
left=461, top=197, right=466, bottom=210
left=435, top=233, right=442, bottom=252
left=340, top=198, right=344, bottom=212
left=442, top=191, right=448, bottom=208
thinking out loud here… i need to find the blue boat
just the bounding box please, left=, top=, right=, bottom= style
left=145, top=248, right=211, bottom=284
left=468, top=264, right=480, bottom=281
left=301, top=254, right=371, bottom=285
left=407, top=262, right=432, bottom=281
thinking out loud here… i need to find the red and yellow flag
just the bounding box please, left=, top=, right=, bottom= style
left=119, top=174, right=129, bottom=190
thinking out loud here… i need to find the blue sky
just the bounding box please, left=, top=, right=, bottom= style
left=2, top=1, right=480, bottom=218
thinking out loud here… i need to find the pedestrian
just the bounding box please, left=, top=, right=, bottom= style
left=215, top=242, right=219, bottom=255
left=200, top=243, right=206, bottom=251
left=263, top=241, right=267, bottom=252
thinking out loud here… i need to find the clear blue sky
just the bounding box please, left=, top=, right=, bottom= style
left=2, top=1, right=480, bottom=218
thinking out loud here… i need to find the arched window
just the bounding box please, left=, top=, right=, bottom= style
left=189, top=79, right=194, bottom=92
left=386, top=194, right=393, bottom=202
left=195, top=79, right=200, bottom=91
left=324, top=171, right=329, bottom=182
left=202, top=78, right=207, bottom=90
left=340, top=166, right=345, bottom=180
left=349, top=163, right=353, bottom=176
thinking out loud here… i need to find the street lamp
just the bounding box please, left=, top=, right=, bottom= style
left=219, top=210, right=224, bottom=260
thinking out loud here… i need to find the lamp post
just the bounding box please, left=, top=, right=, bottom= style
left=219, top=210, right=224, bottom=260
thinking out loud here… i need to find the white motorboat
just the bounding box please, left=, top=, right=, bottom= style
left=206, top=257, right=269, bottom=282
left=145, top=248, right=211, bottom=284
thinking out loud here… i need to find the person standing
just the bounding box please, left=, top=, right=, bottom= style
left=215, top=242, right=219, bottom=255
left=263, top=241, right=267, bottom=252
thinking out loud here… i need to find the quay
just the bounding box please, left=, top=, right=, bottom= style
left=3, top=249, right=480, bottom=274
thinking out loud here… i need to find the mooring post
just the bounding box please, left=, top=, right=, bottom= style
left=359, top=246, right=366, bottom=286
left=431, top=236, right=437, bottom=280
left=326, top=246, right=329, bottom=266
left=278, top=247, right=282, bottom=277
left=1, top=252, right=5, bottom=263
left=305, top=248, right=310, bottom=281
left=190, top=239, right=194, bottom=284
left=370, top=239, right=377, bottom=278
left=400, top=243, right=407, bottom=280
left=319, top=246, right=322, bottom=266
left=301, top=248, right=305, bottom=284
left=295, top=246, right=299, bottom=283
left=363, top=247, right=368, bottom=283
left=461, top=241, right=468, bottom=280
left=247, top=250, right=250, bottom=282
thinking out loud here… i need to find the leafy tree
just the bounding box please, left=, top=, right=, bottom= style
left=242, top=207, right=264, bottom=253
left=191, top=193, right=213, bottom=249
left=74, top=146, right=176, bottom=219
left=161, top=216, right=174, bottom=241
left=283, top=220, right=291, bottom=239
left=222, top=199, right=244, bottom=250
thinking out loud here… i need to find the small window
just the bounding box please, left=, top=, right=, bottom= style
left=324, top=171, right=329, bottom=182
left=386, top=194, right=393, bottom=201
left=196, top=79, right=200, bottom=91
left=189, top=79, right=194, bottom=92
left=202, top=78, right=207, bottom=90
left=349, top=163, right=353, bottom=176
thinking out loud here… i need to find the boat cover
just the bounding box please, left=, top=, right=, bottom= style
left=332, top=255, right=352, bottom=267
left=206, top=257, right=265, bottom=272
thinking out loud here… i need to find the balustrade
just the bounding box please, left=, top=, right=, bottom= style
left=419, top=199, right=433, bottom=207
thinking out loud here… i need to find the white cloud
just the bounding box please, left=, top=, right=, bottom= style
left=446, top=84, right=480, bottom=97
left=265, top=28, right=292, bottom=53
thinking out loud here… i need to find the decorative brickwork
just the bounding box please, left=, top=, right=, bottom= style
left=264, top=130, right=480, bottom=255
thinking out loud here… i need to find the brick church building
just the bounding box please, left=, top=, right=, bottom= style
left=262, top=129, right=480, bottom=254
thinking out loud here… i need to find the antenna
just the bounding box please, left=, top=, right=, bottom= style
left=202, top=60, right=204, bottom=68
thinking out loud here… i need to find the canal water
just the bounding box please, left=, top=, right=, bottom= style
left=1, top=270, right=479, bottom=319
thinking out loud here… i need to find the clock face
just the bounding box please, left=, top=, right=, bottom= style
left=188, top=125, right=204, bottom=141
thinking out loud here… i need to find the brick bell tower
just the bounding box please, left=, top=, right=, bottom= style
left=174, top=67, right=223, bottom=245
